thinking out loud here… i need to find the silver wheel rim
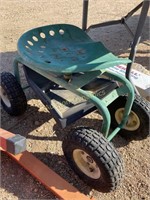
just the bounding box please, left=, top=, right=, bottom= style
left=73, top=149, right=101, bottom=179
left=0, top=86, right=11, bottom=107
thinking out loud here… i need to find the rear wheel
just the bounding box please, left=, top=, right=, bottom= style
left=108, top=95, right=150, bottom=139
left=0, top=72, right=27, bottom=116
left=62, top=127, right=123, bottom=192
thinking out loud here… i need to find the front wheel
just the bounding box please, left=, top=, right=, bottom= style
left=62, top=127, right=123, bottom=192
left=108, top=95, right=150, bottom=139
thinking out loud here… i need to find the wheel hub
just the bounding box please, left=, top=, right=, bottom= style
left=115, top=108, right=140, bottom=131
left=0, top=86, right=11, bottom=107
left=73, top=149, right=101, bottom=179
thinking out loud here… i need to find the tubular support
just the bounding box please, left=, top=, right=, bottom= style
left=82, top=0, right=89, bottom=31
left=126, top=0, right=150, bottom=80
left=76, top=88, right=111, bottom=136
left=66, top=71, right=134, bottom=139
left=105, top=71, right=135, bottom=141
left=13, top=56, right=21, bottom=84
left=13, top=56, right=134, bottom=140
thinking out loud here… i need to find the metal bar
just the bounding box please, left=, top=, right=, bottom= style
left=107, top=127, right=121, bottom=141
left=126, top=0, right=150, bottom=94
left=104, top=71, right=135, bottom=141
left=123, top=1, right=143, bottom=21
left=13, top=57, right=21, bottom=84
left=77, top=87, right=111, bottom=137
left=82, top=0, right=89, bottom=31
left=119, top=1, right=144, bottom=38
left=86, top=1, right=143, bottom=31
left=13, top=57, right=30, bottom=90
left=87, top=20, right=121, bottom=32
left=123, top=22, right=135, bottom=38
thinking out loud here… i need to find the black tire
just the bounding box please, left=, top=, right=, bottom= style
left=0, top=72, right=27, bottom=116
left=62, top=127, right=123, bottom=192
left=108, top=95, right=150, bottom=139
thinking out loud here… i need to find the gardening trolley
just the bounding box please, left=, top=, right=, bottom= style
left=1, top=0, right=150, bottom=193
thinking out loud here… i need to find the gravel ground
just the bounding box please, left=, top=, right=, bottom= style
left=0, top=0, right=150, bottom=200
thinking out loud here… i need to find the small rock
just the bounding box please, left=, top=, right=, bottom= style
left=34, top=121, right=40, bottom=126
left=33, top=188, right=38, bottom=192
left=57, top=160, right=63, bottom=164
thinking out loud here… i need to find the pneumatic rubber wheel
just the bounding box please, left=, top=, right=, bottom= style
left=0, top=72, right=27, bottom=116
left=108, top=95, right=150, bottom=139
left=62, top=127, right=123, bottom=192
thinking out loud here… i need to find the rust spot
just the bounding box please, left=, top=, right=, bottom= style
left=45, top=60, right=51, bottom=63
left=72, top=57, right=77, bottom=61
left=62, top=48, right=68, bottom=51
left=77, top=49, right=85, bottom=54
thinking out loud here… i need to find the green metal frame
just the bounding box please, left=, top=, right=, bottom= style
left=13, top=24, right=135, bottom=141
left=13, top=56, right=134, bottom=141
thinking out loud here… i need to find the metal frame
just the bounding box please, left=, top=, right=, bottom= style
left=82, top=0, right=150, bottom=94
left=13, top=57, right=134, bottom=141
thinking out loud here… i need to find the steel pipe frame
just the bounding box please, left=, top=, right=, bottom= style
left=82, top=0, right=150, bottom=94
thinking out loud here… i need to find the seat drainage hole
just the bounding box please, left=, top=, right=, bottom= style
left=27, top=41, right=33, bottom=46
left=40, top=32, right=46, bottom=38
left=32, top=36, right=38, bottom=41
left=49, top=30, right=55, bottom=36
left=45, top=60, right=51, bottom=63
left=59, top=29, right=65, bottom=35
left=41, top=45, right=46, bottom=48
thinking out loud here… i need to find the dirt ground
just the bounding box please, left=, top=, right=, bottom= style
left=0, top=0, right=150, bottom=200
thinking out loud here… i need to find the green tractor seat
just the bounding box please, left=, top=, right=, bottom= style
left=17, top=24, right=131, bottom=74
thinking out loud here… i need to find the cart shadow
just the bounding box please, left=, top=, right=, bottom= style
left=1, top=151, right=93, bottom=199
left=33, top=152, right=93, bottom=195
left=1, top=82, right=147, bottom=148
left=0, top=152, right=56, bottom=199
left=1, top=100, right=140, bottom=150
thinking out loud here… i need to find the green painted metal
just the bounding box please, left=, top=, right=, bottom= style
left=13, top=57, right=21, bottom=84
left=17, top=24, right=131, bottom=74
left=105, top=71, right=135, bottom=140
left=14, top=56, right=134, bottom=138
left=14, top=24, right=135, bottom=140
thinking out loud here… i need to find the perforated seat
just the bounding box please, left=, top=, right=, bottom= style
left=18, top=24, right=131, bottom=73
